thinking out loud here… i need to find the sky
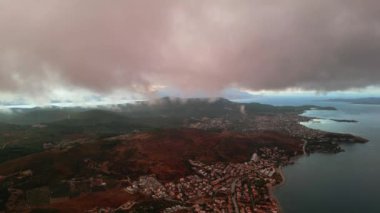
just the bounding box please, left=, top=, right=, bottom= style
left=0, top=0, right=380, bottom=104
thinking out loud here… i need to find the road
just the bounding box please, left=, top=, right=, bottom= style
left=231, top=179, right=240, bottom=213
left=302, top=139, right=308, bottom=155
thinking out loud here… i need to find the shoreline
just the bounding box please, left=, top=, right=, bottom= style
left=270, top=146, right=308, bottom=213
left=270, top=109, right=369, bottom=213
left=270, top=161, right=292, bottom=213
left=269, top=166, right=286, bottom=213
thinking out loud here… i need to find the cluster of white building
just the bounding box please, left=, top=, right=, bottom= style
left=123, top=147, right=289, bottom=213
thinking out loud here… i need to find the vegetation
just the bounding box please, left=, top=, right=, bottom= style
left=0, top=97, right=339, bottom=212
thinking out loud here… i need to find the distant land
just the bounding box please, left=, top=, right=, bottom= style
left=330, top=119, right=358, bottom=123
left=328, top=97, right=380, bottom=105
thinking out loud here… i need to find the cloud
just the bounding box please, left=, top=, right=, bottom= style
left=0, top=0, right=379, bottom=100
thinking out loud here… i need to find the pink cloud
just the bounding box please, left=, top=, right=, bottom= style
left=0, top=0, right=379, bottom=97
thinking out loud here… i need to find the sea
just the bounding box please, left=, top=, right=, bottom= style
left=235, top=96, right=380, bottom=213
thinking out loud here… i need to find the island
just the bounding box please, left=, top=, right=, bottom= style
left=330, top=119, right=358, bottom=123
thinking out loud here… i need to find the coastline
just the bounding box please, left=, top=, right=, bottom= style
left=270, top=109, right=369, bottom=213
left=270, top=142, right=308, bottom=213
left=269, top=166, right=286, bottom=213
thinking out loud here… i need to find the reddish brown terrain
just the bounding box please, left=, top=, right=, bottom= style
left=0, top=128, right=303, bottom=212
left=0, top=129, right=303, bottom=181
left=48, top=189, right=139, bottom=213
left=112, top=129, right=303, bottom=180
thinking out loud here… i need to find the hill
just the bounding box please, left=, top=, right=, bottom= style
left=0, top=98, right=335, bottom=125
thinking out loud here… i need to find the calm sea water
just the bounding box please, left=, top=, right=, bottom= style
left=273, top=101, right=380, bottom=213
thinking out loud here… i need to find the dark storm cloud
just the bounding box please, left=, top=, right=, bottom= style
left=0, top=0, right=379, bottom=96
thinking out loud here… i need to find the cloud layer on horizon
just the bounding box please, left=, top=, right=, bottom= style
left=1, top=0, right=380, bottom=99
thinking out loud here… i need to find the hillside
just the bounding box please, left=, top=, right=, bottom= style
left=0, top=129, right=303, bottom=182
left=0, top=98, right=334, bottom=125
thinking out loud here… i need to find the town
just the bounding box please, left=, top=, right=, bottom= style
left=120, top=147, right=289, bottom=213
left=186, top=113, right=367, bottom=154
